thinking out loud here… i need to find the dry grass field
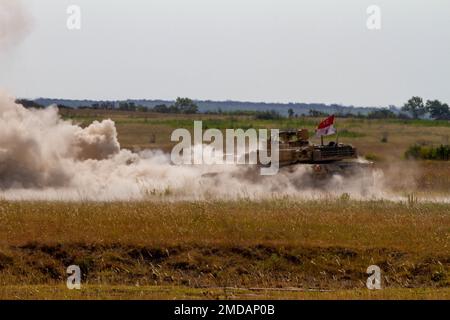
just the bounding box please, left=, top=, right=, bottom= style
left=0, top=200, right=449, bottom=299
left=0, top=109, right=449, bottom=299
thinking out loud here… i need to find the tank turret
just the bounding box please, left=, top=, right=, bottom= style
left=263, top=129, right=357, bottom=167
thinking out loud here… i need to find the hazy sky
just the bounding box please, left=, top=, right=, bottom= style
left=1, top=0, right=449, bottom=106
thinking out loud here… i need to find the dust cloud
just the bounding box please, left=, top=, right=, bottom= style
left=0, top=91, right=396, bottom=202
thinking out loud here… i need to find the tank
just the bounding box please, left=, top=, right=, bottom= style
left=258, top=129, right=373, bottom=179
left=202, top=128, right=374, bottom=189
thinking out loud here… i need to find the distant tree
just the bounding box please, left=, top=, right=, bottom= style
left=153, top=104, right=169, bottom=113
left=119, top=102, right=137, bottom=111
left=308, top=109, right=328, bottom=117
left=254, top=110, right=282, bottom=120
left=168, top=105, right=180, bottom=113
left=288, top=108, right=295, bottom=118
left=426, top=99, right=450, bottom=120
left=173, top=97, right=198, bottom=114
left=335, top=112, right=354, bottom=118
left=367, top=108, right=396, bottom=119
left=100, top=101, right=112, bottom=109
left=402, top=96, right=426, bottom=119
left=137, top=105, right=148, bottom=112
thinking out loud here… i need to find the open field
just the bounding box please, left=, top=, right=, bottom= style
left=0, top=200, right=448, bottom=299
left=1, top=109, right=449, bottom=299
left=60, top=109, right=450, bottom=193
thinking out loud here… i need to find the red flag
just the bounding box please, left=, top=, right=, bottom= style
left=316, top=115, right=336, bottom=137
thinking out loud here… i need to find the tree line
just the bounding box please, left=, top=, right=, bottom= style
left=16, top=96, right=450, bottom=121
left=401, top=96, right=450, bottom=120
left=97, top=97, right=199, bottom=114
left=329, top=97, right=450, bottom=120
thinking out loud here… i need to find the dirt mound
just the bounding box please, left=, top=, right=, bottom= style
left=1, top=243, right=448, bottom=290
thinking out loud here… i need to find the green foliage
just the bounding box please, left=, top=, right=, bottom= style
left=405, top=144, right=450, bottom=161
left=153, top=104, right=169, bottom=113
left=426, top=100, right=450, bottom=120
left=136, top=106, right=148, bottom=112
left=387, top=118, right=450, bottom=127
left=402, top=96, right=426, bottom=119
left=205, top=109, right=257, bottom=116
left=367, top=108, right=397, bottom=119
left=173, top=97, right=198, bottom=114
left=337, top=129, right=365, bottom=138
left=254, top=110, right=282, bottom=120
left=152, top=98, right=198, bottom=114
left=308, top=110, right=328, bottom=117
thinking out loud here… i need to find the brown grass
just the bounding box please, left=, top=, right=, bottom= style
left=0, top=200, right=448, bottom=299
